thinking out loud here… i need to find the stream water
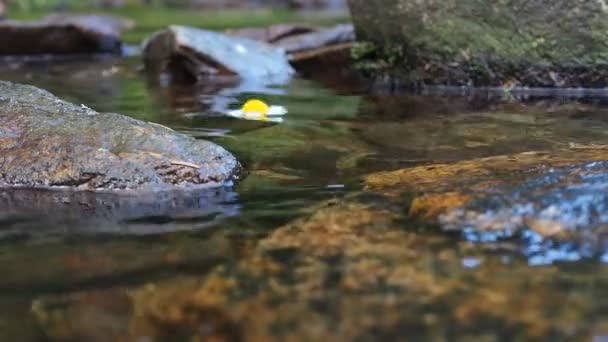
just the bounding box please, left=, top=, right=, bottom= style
left=3, top=44, right=608, bottom=340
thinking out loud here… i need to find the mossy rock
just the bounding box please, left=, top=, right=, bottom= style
left=348, top=0, right=608, bottom=87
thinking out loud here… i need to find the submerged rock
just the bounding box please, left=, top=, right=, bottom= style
left=366, top=148, right=608, bottom=263
left=0, top=81, right=241, bottom=192
left=143, top=25, right=293, bottom=85
left=348, top=0, right=608, bottom=87
left=84, top=201, right=591, bottom=341
left=0, top=14, right=132, bottom=55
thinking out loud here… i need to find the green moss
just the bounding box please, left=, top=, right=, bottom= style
left=349, top=0, right=608, bottom=87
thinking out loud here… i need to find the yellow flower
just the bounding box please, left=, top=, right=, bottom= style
left=227, top=99, right=287, bottom=122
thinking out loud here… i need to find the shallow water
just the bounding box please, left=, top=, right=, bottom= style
left=4, top=54, right=608, bottom=340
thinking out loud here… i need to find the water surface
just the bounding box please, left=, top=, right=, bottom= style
left=3, top=46, right=608, bottom=340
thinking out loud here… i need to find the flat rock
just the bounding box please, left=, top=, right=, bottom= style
left=366, top=148, right=608, bottom=263
left=143, top=25, right=293, bottom=84
left=0, top=14, right=132, bottom=55
left=0, top=81, right=241, bottom=192
left=275, top=23, right=354, bottom=54
left=225, top=23, right=317, bottom=43
left=348, top=0, right=608, bottom=87
left=229, top=23, right=356, bottom=74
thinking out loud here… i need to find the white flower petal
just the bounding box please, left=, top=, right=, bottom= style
left=267, top=117, right=284, bottom=123
left=267, top=105, right=288, bottom=116
left=227, top=110, right=243, bottom=118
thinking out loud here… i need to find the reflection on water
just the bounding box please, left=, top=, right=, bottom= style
left=0, top=187, right=240, bottom=238
left=5, top=55, right=608, bottom=340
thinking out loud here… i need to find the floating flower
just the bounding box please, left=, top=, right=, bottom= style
left=227, top=99, right=287, bottom=122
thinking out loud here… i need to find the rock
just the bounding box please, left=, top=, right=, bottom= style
left=287, top=0, right=347, bottom=9
left=227, top=23, right=356, bottom=76
left=0, top=14, right=133, bottom=55
left=289, top=42, right=354, bottom=74
left=226, top=23, right=317, bottom=43
left=0, top=81, right=241, bottom=192
left=143, top=25, right=293, bottom=85
left=365, top=148, right=608, bottom=263
left=275, top=24, right=354, bottom=54
left=117, top=201, right=594, bottom=341
left=348, top=0, right=608, bottom=87
left=280, top=24, right=355, bottom=74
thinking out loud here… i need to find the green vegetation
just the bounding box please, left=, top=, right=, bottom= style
left=9, top=5, right=350, bottom=44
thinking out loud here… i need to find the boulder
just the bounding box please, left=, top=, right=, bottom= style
left=0, top=81, right=241, bottom=192
left=0, top=14, right=133, bottom=55
left=348, top=0, right=608, bottom=87
left=143, top=25, right=293, bottom=84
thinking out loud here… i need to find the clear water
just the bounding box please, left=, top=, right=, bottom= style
left=4, top=53, right=608, bottom=340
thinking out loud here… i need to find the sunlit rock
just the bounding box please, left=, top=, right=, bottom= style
left=143, top=25, right=294, bottom=85
left=0, top=81, right=241, bottom=192
left=366, top=148, right=608, bottom=263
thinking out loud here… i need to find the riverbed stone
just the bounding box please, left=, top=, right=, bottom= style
left=348, top=0, right=608, bottom=87
left=0, top=14, right=132, bottom=55
left=143, top=25, right=294, bottom=84
left=366, top=147, right=608, bottom=262
left=0, top=81, right=241, bottom=192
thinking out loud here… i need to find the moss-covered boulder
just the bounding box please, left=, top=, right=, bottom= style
left=348, top=0, right=608, bottom=87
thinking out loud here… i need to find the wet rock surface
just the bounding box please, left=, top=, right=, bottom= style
left=229, top=23, right=355, bottom=71
left=366, top=148, right=608, bottom=263
left=0, top=14, right=132, bottom=55
left=143, top=25, right=294, bottom=85
left=29, top=201, right=608, bottom=341
left=348, top=0, right=608, bottom=87
left=0, top=81, right=241, bottom=192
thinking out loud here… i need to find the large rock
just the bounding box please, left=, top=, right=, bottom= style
left=348, top=0, right=608, bottom=87
left=0, top=14, right=133, bottom=55
left=143, top=25, right=294, bottom=84
left=365, top=148, right=608, bottom=263
left=0, top=81, right=241, bottom=192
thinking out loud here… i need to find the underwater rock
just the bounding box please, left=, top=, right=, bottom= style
left=109, top=201, right=592, bottom=341
left=366, top=148, right=608, bottom=263
left=143, top=25, right=293, bottom=85
left=348, top=0, right=608, bottom=87
left=0, top=81, right=241, bottom=192
left=0, top=14, right=132, bottom=55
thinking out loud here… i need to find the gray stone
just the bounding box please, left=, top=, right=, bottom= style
left=0, top=14, right=133, bottom=55
left=0, top=81, right=241, bottom=192
left=143, top=25, right=293, bottom=85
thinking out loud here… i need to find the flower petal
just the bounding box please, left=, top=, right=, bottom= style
left=267, top=106, right=288, bottom=116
